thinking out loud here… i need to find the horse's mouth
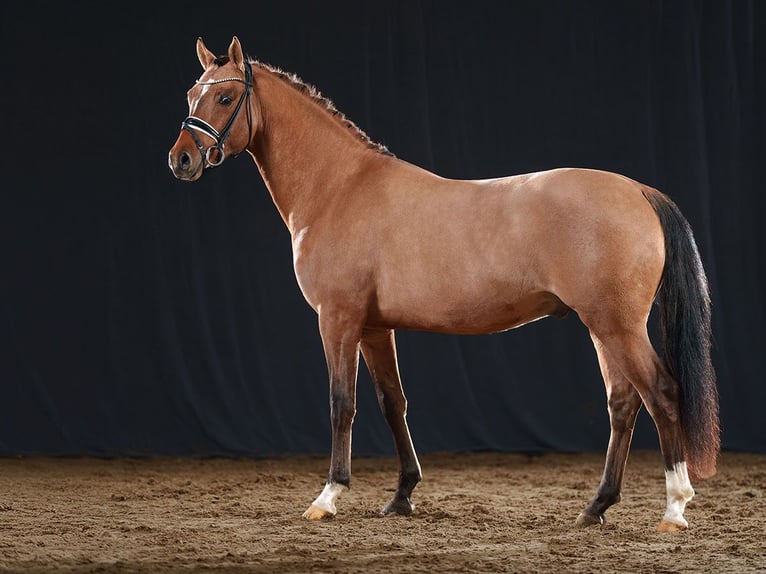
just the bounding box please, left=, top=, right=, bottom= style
left=178, top=163, right=204, bottom=181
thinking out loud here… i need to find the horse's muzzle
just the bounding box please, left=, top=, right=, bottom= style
left=168, top=138, right=203, bottom=181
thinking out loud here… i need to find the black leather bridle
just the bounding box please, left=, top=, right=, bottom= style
left=181, top=61, right=253, bottom=168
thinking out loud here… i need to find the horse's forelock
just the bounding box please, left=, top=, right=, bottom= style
left=213, top=55, right=230, bottom=66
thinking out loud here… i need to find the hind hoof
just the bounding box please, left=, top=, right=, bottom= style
left=657, top=519, right=687, bottom=532
left=575, top=512, right=605, bottom=528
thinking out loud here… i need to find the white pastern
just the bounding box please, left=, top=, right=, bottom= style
left=311, top=482, right=348, bottom=515
left=663, top=461, right=695, bottom=527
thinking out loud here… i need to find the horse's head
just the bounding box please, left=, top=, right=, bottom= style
left=168, top=37, right=257, bottom=181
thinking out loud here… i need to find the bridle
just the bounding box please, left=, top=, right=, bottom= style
left=181, top=61, right=253, bottom=169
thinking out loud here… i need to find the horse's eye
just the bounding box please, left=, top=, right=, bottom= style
left=218, top=95, right=233, bottom=105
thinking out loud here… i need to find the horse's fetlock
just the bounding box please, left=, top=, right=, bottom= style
left=596, top=484, right=621, bottom=508
left=402, top=470, right=422, bottom=487
left=330, top=475, right=351, bottom=489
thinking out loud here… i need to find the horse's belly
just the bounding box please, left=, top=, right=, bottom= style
left=369, top=288, right=569, bottom=335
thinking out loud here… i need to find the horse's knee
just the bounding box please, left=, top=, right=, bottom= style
left=330, top=389, right=356, bottom=429
left=379, top=391, right=406, bottom=419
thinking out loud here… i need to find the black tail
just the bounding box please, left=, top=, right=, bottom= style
left=643, top=187, right=720, bottom=480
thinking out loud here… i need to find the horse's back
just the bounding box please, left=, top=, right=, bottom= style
left=420, top=165, right=666, bottom=301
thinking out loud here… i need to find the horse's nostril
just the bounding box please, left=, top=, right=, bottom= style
left=180, top=151, right=191, bottom=169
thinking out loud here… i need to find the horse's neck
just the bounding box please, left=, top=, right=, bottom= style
left=247, top=67, right=378, bottom=234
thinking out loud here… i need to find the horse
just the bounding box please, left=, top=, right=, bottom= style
left=168, top=37, right=719, bottom=531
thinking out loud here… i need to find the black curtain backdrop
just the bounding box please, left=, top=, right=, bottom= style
left=1, top=1, right=763, bottom=457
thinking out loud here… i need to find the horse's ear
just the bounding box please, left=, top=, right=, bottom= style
left=196, top=37, right=215, bottom=70
left=228, top=36, right=245, bottom=72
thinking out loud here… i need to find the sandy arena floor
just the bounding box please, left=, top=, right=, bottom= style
left=0, top=451, right=763, bottom=573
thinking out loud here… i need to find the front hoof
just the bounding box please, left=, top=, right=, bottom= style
left=575, top=511, right=605, bottom=528
left=302, top=504, right=336, bottom=521
left=381, top=496, right=415, bottom=516
left=657, top=519, right=687, bottom=532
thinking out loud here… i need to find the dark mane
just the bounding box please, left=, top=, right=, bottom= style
left=250, top=59, right=393, bottom=157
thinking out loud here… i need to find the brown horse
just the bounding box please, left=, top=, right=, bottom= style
left=168, top=37, right=719, bottom=531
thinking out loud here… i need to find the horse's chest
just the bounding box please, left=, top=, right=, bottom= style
left=291, top=227, right=366, bottom=311
left=291, top=228, right=320, bottom=310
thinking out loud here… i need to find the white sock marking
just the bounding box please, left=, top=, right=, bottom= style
left=310, top=482, right=348, bottom=515
left=663, top=461, right=695, bottom=527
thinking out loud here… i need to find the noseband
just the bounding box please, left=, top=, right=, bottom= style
left=181, top=62, right=253, bottom=169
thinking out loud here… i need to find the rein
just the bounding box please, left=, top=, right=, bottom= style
left=181, top=62, right=253, bottom=169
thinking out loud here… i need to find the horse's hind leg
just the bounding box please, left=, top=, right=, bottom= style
left=361, top=328, right=422, bottom=515
left=588, top=327, right=694, bottom=531
left=576, top=335, right=643, bottom=527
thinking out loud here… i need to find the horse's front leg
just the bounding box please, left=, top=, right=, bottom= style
left=302, top=310, right=363, bottom=521
left=361, top=328, right=422, bottom=515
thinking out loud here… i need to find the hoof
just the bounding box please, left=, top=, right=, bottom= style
left=657, top=519, right=687, bottom=532
left=575, top=511, right=605, bottom=528
left=381, top=496, right=415, bottom=516
left=302, top=504, right=335, bottom=521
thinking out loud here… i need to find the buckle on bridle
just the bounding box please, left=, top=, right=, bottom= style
left=205, top=145, right=225, bottom=167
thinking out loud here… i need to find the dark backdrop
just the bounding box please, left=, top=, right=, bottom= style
left=1, top=1, right=763, bottom=457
